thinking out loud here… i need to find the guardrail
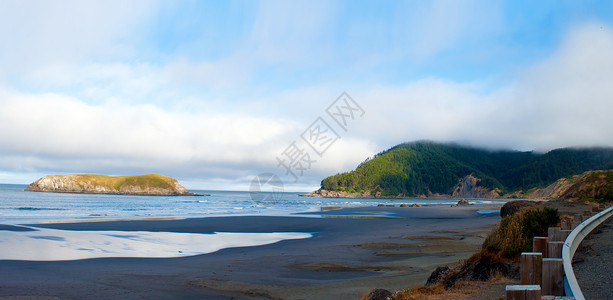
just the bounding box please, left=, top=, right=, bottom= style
left=562, top=205, right=613, bottom=300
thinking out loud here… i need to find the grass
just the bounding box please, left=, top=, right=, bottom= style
left=69, top=174, right=177, bottom=191
left=392, top=284, right=447, bottom=300
left=392, top=279, right=511, bottom=300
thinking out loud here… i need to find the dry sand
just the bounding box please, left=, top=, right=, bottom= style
left=0, top=205, right=502, bottom=299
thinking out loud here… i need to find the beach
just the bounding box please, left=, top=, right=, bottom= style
left=0, top=205, right=501, bottom=299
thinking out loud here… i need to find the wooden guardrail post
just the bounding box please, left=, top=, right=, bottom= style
left=542, top=258, right=564, bottom=296
left=520, top=252, right=542, bottom=285
left=533, top=236, right=548, bottom=258
left=548, top=227, right=562, bottom=241
left=548, top=241, right=564, bottom=258
left=506, top=285, right=541, bottom=300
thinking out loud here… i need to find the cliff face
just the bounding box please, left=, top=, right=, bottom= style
left=25, top=174, right=195, bottom=196
left=451, top=175, right=501, bottom=199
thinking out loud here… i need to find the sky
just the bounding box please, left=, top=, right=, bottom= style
left=1, top=0, right=613, bottom=191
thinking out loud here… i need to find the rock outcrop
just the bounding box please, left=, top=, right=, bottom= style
left=451, top=198, right=474, bottom=207
left=25, top=174, right=197, bottom=196
left=451, top=175, right=501, bottom=199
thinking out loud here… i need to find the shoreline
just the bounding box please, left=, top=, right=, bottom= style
left=0, top=205, right=502, bottom=299
left=300, top=188, right=557, bottom=201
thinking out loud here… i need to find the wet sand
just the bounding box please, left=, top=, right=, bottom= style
left=0, top=205, right=501, bottom=299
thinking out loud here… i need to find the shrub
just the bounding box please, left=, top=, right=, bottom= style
left=483, top=206, right=559, bottom=259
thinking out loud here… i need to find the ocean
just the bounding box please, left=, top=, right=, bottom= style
left=0, top=184, right=503, bottom=260
left=0, top=184, right=502, bottom=224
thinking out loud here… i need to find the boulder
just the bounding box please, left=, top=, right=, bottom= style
left=425, top=266, right=449, bottom=286
left=410, top=203, right=422, bottom=207
left=456, top=198, right=471, bottom=206
left=399, top=203, right=407, bottom=207
left=365, top=288, right=392, bottom=300
left=445, top=253, right=517, bottom=288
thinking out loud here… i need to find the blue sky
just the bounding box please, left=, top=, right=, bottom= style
left=1, top=0, right=613, bottom=191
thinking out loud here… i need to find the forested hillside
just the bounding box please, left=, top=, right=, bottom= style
left=320, top=141, right=613, bottom=197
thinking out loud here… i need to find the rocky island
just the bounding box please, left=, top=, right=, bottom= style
left=25, top=174, right=201, bottom=196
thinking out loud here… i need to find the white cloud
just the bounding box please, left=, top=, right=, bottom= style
left=348, top=23, right=613, bottom=152
left=0, top=89, right=299, bottom=175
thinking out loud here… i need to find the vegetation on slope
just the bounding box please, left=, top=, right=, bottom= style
left=321, top=141, right=613, bottom=197
left=71, top=174, right=178, bottom=191
left=559, top=169, right=613, bottom=203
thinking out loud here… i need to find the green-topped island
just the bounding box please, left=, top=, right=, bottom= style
left=25, top=174, right=201, bottom=196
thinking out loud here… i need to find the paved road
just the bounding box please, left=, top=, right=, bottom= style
left=572, top=216, right=613, bottom=300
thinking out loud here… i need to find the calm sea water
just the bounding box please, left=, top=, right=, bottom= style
left=0, top=184, right=502, bottom=224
